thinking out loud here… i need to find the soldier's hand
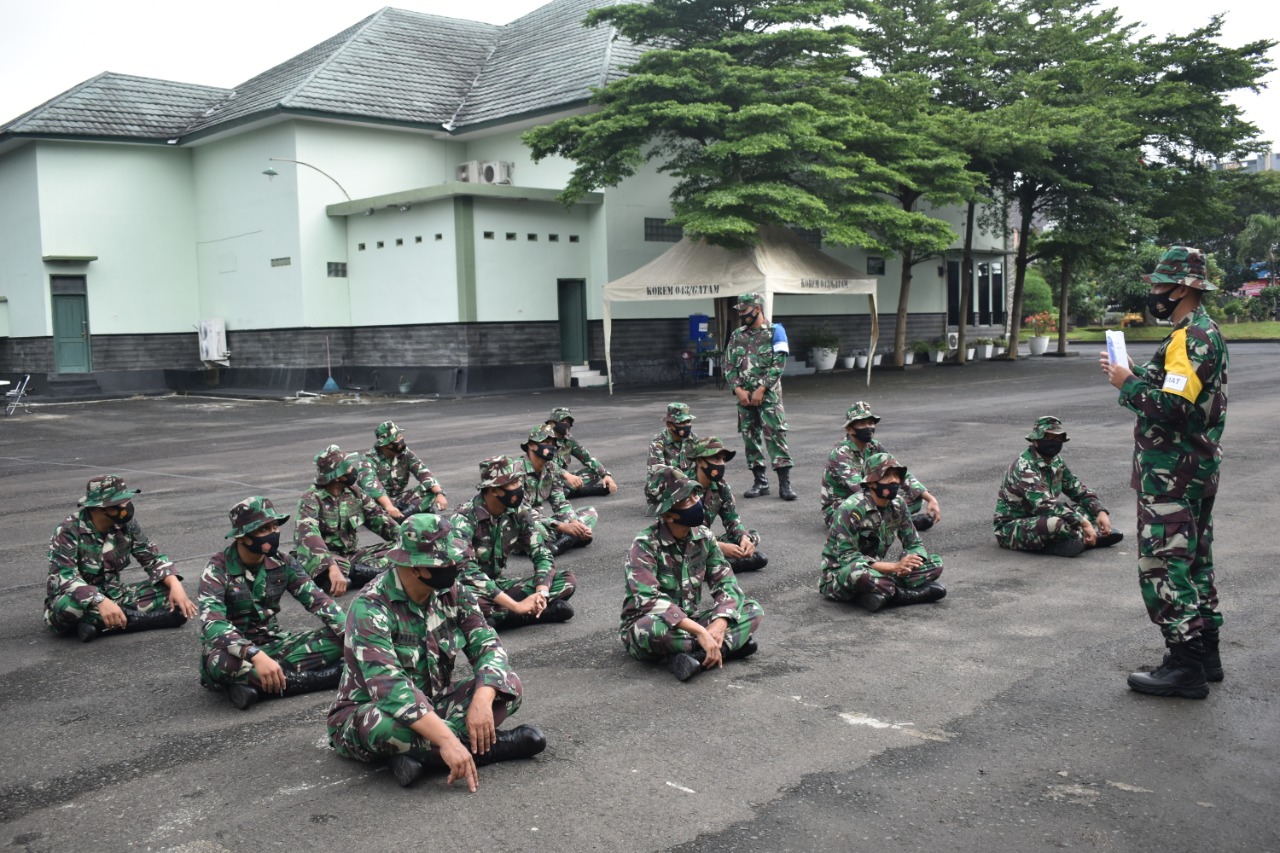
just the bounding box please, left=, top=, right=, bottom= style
left=1081, top=520, right=1098, bottom=547
left=602, top=475, right=618, bottom=494
left=327, top=565, right=348, bottom=597
left=251, top=651, right=287, bottom=694
left=560, top=520, right=592, bottom=540
left=564, top=472, right=585, bottom=489
left=530, top=589, right=549, bottom=616
left=925, top=495, right=942, bottom=524
left=897, top=554, right=924, bottom=573
left=167, top=583, right=199, bottom=618
left=97, top=597, right=128, bottom=630
left=1098, top=350, right=1133, bottom=389
left=720, top=542, right=746, bottom=560
left=697, top=629, right=724, bottom=670
left=1095, top=512, right=1112, bottom=536
left=750, top=387, right=766, bottom=406
left=386, top=506, right=405, bottom=521
left=440, top=738, right=479, bottom=793
left=735, top=387, right=751, bottom=405
left=738, top=535, right=755, bottom=557
left=432, top=493, right=449, bottom=511
left=465, top=691, right=497, bottom=756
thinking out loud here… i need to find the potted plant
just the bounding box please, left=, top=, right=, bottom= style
left=931, top=338, right=948, bottom=363
left=854, top=349, right=868, bottom=369
left=906, top=340, right=930, bottom=365
left=839, top=342, right=857, bottom=369
left=1024, top=312, right=1056, bottom=355
left=872, top=350, right=883, bottom=366
left=974, top=337, right=994, bottom=359
left=803, top=323, right=840, bottom=371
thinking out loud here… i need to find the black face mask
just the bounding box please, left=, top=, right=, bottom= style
left=498, top=487, right=525, bottom=509
left=553, top=422, right=570, bottom=436
left=671, top=499, right=706, bottom=528
left=419, top=565, right=460, bottom=590
left=1146, top=288, right=1182, bottom=320
left=245, top=530, right=281, bottom=555
left=870, top=482, right=901, bottom=502
left=1036, top=439, right=1064, bottom=459
left=739, top=310, right=758, bottom=327
left=703, top=462, right=726, bottom=481
left=111, top=502, right=134, bottom=525
left=389, top=442, right=407, bottom=454
left=851, top=427, right=875, bottom=444
left=672, top=425, right=691, bottom=439
left=535, top=443, right=556, bottom=460
left=340, top=473, right=358, bottom=488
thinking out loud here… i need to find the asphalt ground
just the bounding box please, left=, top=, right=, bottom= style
left=1, top=344, right=1277, bottom=853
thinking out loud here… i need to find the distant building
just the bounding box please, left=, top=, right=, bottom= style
left=1211, top=149, right=1279, bottom=173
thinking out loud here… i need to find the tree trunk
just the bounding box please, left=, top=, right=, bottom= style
left=894, top=249, right=914, bottom=367
left=957, top=201, right=976, bottom=364
left=1006, top=184, right=1036, bottom=360
left=1057, top=256, right=1072, bottom=354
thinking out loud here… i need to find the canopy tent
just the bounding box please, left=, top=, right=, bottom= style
left=602, top=225, right=879, bottom=392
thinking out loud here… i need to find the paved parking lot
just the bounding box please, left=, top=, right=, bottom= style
left=2, top=344, right=1277, bottom=852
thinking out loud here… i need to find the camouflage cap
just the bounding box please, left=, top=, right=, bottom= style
left=388, top=513, right=472, bottom=569
left=844, top=400, right=882, bottom=426
left=549, top=407, right=575, bottom=424
left=521, top=422, right=557, bottom=449
left=78, top=474, right=140, bottom=508
left=863, top=452, right=908, bottom=483
left=226, top=496, right=290, bottom=539
left=664, top=402, right=696, bottom=424
left=1025, top=415, right=1069, bottom=443
left=1141, top=246, right=1217, bottom=292
left=314, top=444, right=358, bottom=485
left=734, top=292, right=764, bottom=311
left=645, top=464, right=703, bottom=517
left=688, top=435, right=737, bottom=463
left=374, top=421, right=404, bottom=447
left=477, top=455, right=524, bottom=491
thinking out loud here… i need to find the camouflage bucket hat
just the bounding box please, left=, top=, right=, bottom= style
left=844, top=400, right=882, bottom=426
left=78, top=474, right=140, bottom=508
left=388, top=513, right=472, bottom=569
left=477, top=455, right=524, bottom=490
left=1141, top=246, right=1216, bottom=292
left=521, top=422, right=557, bottom=450
left=734, top=292, right=764, bottom=311
left=226, top=496, right=290, bottom=539
left=645, top=464, right=703, bottom=517
left=314, top=444, right=357, bottom=485
left=688, top=435, right=737, bottom=463
left=664, top=402, right=696, bottom=424
left=374, top=421, right=404, bottom=447
left=1026, top=415, right=1069, bottom=442
left=863, top=452, right=907, bottom=484
left=549, top=407, right=575, bottom=424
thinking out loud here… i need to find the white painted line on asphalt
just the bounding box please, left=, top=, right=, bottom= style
left=665, top=781, right=697, bottom=794
left=838, top=712, right=913, bottom=730
left=1106, top=780, right=1152, bottom=793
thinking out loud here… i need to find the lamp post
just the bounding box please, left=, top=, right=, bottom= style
left=262, top=157, right=352, bottom=201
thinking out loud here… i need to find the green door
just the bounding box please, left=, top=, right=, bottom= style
left=557, top=279, right=588, bottom=363
left=52, top=294, right=92, bottom=373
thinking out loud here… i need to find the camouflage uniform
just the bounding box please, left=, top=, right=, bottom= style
left=685, top=437, right=762, bottom=553
left=621, top=467, right=764, bottom=661
left=327, top=515, right=524, bottom=763
left=993, top=418, right=1108, bottom=552
left=199, top=497, right=346, bottom=688
left=44, top=475, right=181, bottom=633
left=296, top=445, right=398, bottom=590
left=547, top=407, right=613, bottom=493
left=1118, top=251, right=1228, bottom=645
left=820, top=454, right=945, bottom=603
left=359, top=421, right=444, bottom=515
left=455, top=457, right=575, bottom=625
left=646, top=402, right=699, bottom=477
left=723, top=293, right=792, bottom=471
left=519, top=424, right=598, bottom=539
left=820, top=403, right=928, bottom=526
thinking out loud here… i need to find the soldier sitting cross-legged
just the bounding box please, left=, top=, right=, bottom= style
left=646, top=402, right=700, bottom=477
left=546, top=406, right=618, bottom=499
left=359, top=421, right=448, bottom=520
left=519, top=424, right=597, bottom=555
left=685, top=436, right=768, bottom=573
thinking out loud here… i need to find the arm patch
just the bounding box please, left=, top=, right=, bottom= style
left=1160, top=328, right=1202, bottom=402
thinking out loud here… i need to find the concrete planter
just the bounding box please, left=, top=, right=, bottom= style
left=1028, top=335, right=1050, bottom=356
left=812, top=347, right=838, bottom=371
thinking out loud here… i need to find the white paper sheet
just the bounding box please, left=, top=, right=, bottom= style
left=1105, top=330, right=1128, bottom=369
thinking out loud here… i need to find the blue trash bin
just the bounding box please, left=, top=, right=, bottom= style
left=688, top=313, right=710, bottom=342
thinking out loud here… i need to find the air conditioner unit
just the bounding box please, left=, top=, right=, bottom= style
left=946, top=331, right=960, bottom=350
left=198, top=319, right=231, bottom=366
left=457, top=160, right=482, bottom=183
left=479, top=161, right=513, bottom=184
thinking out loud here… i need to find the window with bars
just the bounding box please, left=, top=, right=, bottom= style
left=327, top=262, right=347, bottom=278
left=644, top=218, right=683, bottom=242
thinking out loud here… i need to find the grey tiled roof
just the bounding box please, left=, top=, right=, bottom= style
left=1, top=73, right=229, bottom=139
left=3, top=1, right=646, bottom=143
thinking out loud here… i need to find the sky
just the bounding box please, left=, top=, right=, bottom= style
left=1, top=0, right=1277, bottom=154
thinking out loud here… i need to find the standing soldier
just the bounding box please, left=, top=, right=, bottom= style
left=519, top=424, right=597, bottom=554
left=820, top=401, right=941, bottom=530
left=455, top=456, right=576, bottom=628
left=621, top=465, right=765, bottom=682
left=723, top=292, right=795, bottom=501
left=45, top=474, right=196, bottom=642
left=296, top=445, right=399, bottom=597
left=327, top=514, right=545, bottom=790
left=199, top=497, right=347, bottom=710
left=819, top=453, right=947, bottom=613
left=993, top=416, right=1123, bottom=557
left=686, top=437, right=768, bottom=572
left=646, top=402, right=700, bottom=476
left=546, top=407, right=618, bottom=499
left=360, top=421, right=448, bottom=519
left=1100, top=246, right=1228, bottom=700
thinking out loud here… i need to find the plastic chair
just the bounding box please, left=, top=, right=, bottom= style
left=5, top=374, right=31, bottom=416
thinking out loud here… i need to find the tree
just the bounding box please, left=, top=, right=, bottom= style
left=1237, top=213, right=1280, bottom=286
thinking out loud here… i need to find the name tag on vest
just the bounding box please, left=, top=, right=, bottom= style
left=1162, top=373, right=1189, bottom=392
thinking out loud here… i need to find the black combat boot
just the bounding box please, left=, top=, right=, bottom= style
left=1127, top=639, right=1210, bottom=699
left=887, top=582, right=947, bottom=606
left=473, top=724, right=547, bottom=767
left=227, top=683, right=263, bottom=710
left=78, top=621, right=102, bottom=643
left=1092, top=531, right=1125, bottom=548
left=1044, top=535, right=1086, bottom=558
left=347, top=563, right=383, bottom=590
left=568, top=483, right=611, bottom=499
left=498, top=598, right=576, bottom=628
left=1199, top=625, right=1224, bottom=682
left=389, top=754, right=426, bottom=787
left=538, top=599, right=575, bottom=623
left=854, top=591, right=889, bottom=613
left=743, top=467, right=770, bottom=498
left=729, top=551, right=768, bottom=573
left=549, top=532, right=578, bottom=556
left=911, top=513, right=934, bottom=532
left=723, top=636, right=758, bottom=661
left=666, top=648, right=707, bottom=682
left=121, top=608, right=188, bottom=633
left=776, top=467, right=797, bottom=501
left=283, top=663, right=344, bottom=697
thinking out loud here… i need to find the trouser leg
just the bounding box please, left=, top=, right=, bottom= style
left=1138, top=494, right=1215, bottom=644
left=994, top=515, right=1079, bottom=551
